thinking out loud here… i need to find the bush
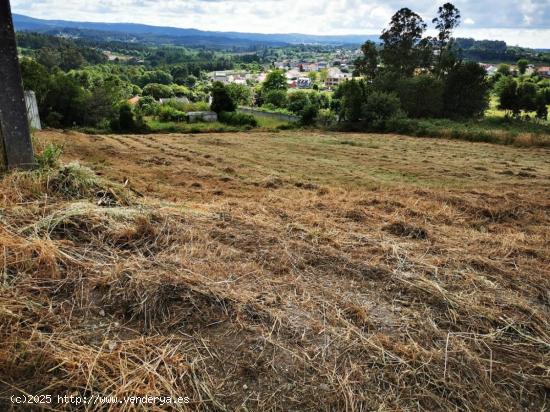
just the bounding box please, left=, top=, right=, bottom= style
left=395, top=75, right=444, bottom=118
left=110, top=103, right=147, bottom=133
left=137, top=96, right=159, bottom=116
left=300, top=104, right=319, bottom=126
left=362, top=91, right=403, bottom=128
left=226, top=83, right=253, bottom=106
left=333, top=79, right=369, bottom=122
left=288, top=91, right=311, bottom=114
left=317, top=109, right=337, bottom=127
left=263, top=90, right=288, bottom=109
left=211, top=82, right=236, bottom=114
left=162, top=100, right=210, bottom=113
left=219, top=111, right=258, bottom=127
left=158, top=105, right=187, bottom=122
left=35, top=143, right=63, bottom=169
left=443, top=62, right=489, bottom=118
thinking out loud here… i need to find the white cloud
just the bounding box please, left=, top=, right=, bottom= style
left=10, top=0, right=550, bottom=48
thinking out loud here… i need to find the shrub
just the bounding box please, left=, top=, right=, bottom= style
left=226, top=83, right=253, bottom=106
left=300, top=104, right=319, bottom=126
left=111, top=103, right=147, bottom=133
left=263, top=90, right=289, bottom=109
left=395, top=75, right=444, bottom=118
left=317, top=109, right=337, bottom=127
left=219, top=111, right=258, bottom=127
left=333, top=79, right=369, bottom=122
left=362, top=91, right=403, bottom=128
left=158, top=105, right=187, bottom=122
left=443, top=62, right=489, bottom=118
left=163, top=100, right=210, bottom=113
left=137, top=96, right=159, bottom=116
left=288, top=91, right=311, bottom=114
left=211, top=82, right=236, bottom=114
left=35, top=143, right=63, bottom=169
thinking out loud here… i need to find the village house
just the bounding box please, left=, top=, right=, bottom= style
left=324, top=68, right=351, bottom=89
left=480, top=63, right=498, bottom=76
left=536, top=66, right=550, bottom=78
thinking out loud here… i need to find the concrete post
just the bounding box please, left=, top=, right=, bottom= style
left=0, top=0, right=36, bottom=170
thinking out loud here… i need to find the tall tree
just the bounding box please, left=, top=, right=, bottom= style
left=354, top=41, right=379, bottom=79
left=517, top=59, right=529, bottom=75
left=443, top=61, right=489, bottom=118
left=432, top=3, right=461, bottom=77
left=262, top=69, right=288, bottom=92
left=380, top=8, right=428, bottom=76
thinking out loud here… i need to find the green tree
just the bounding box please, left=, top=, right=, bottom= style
left=535, top=91, right=548, bottom=120
left=333, top=79, right=369, bottom=122
left=20, top=58, right=50, bottom=104
left=497, top=64, right=511, bottom=76
left=36, top=48, right=60, bottom=70
left=143, top=83, right=175, bottom=99
left=517, top=59, right=529, bottom=75
left=432, top=3, right=461, bottom=77
left=83, top=87, right=117, bottom=127
left=138, top=70, right=173, bottom=87
left=319, top=68, right=329, bottom=83
left=362, top=92, right=402, bottom=126
left=43, top=73, right=89, bottom=127
left=226, top=83, right=253, bottom=106
left=211, top=81, right=236, bottom=114
left=380, top=8, right=429, bottom=76
left=307, top=71, right=318, bottom=83
left=443, top=61, right=489, bottom=118
left=262, top=69, right=288, bottom=92
left=59, top=47, right=85, bottom=71
left=396, top=75, right=444, bottom=118
left=496, top=76, right=519, bottom=115
left=300, top=104, right=319, bottom=126
left=171, top=84, right=192, bottom=97
left=288, top=91, right=311, bottom=114
left=517, top=81, right=538, bottom=113
left=263, top=90, right=288, bottom=108
left=354, top=41, right=379, bottom=79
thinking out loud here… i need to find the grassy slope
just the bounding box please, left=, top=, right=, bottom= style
left=1, top=130, right=549, bottom=411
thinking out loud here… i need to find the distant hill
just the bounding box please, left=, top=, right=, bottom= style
left=13, top=14, right=378, bottom=48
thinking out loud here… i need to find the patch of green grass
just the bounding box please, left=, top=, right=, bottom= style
left=411, top=117, right=550, bottom=147
left=147, top=120, right=245, bottom=134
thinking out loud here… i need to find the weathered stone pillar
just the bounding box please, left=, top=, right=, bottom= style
left=0, top=0, right=35, bottom=170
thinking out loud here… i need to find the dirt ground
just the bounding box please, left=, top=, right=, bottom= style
left=1, top=129, right=549, bottom=411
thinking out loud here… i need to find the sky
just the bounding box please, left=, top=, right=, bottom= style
left=11, top=0, right=550, bottom=48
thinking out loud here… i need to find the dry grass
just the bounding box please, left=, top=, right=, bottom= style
left=0, top=130, right=549, bottom=411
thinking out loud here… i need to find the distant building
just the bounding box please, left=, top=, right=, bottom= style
left=536, top=66, right=550, bottom=78
left=187, top=111, right=218, bottom=123
left=211, top=72, right=233, bottom=84
left=297, top=77, right=312, bottom=89
left=480, top=64, right=498, bottom=76
left=325, top=69, right=351, bottom=89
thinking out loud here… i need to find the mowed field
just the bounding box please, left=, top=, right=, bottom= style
left=1, top=130, right=549, bottom=411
